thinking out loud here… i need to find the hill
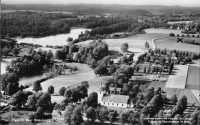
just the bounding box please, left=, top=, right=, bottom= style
left=2, top=4, right=200, bottom=14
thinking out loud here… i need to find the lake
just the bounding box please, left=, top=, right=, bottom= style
left=15, top=28, right=91, bottom=47
left=1, top=28, right=95, bottom=97
left=1, top=28, right=90, bottom=75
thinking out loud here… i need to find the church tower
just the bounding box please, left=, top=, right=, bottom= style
left=98, top=82, right=105, bottom=104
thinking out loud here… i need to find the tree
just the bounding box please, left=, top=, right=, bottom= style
left=97, top=107, right=109, bottom=123
left=94, top=65, right=108, bottom=76
left=67, top=37, right=73, bottom=42
left=55, top=50, right=66, bottom=60
left=144, top=87, right=155, bottom=102
left=85, top=107, right=96, bottom=122
left=121, top=43, right=129, bottom=52
left=27, top=94, right=37, bottom=110
left=64, top=88, right=72, bottom=98
left=145, top=41, right=150, bottom=49
left=85, top=92, right=98, bottom=107
left=2, top=47, right=10, bottom=58
left=171, top=95, right=178, bottom=104
left=81, top=81, right=89, bottom=89
left=135, top=65, right=140, bottom=72
left=46, top=50, right=53, bottom=59
left=128, top=111, right=140, bottom=125
left=59, top=87, right=66, bottom=96
left=120, top=56, right=128, bottom=64
left=108, top=111, right=118, bottom=124
left=61, top=97, right=71, bottom=106
left=32, top=81, right=42, bottom=93
left=6, top=82, right=19, bottom=95
left=43, top=64, right=49, bottom=72
left=178, top=95, right=187, bottom=109
left=128, top=53, right=134, bottom=62
left=36, top=92, right=52, bottom=113
left=74, top=53, right=81, bottom=63
left=1, top=72, right=19, bottom=95
left=119, top=111, right=129, bottom=125
left=47, top=85, right=54, bottom=94
left=169, top=33, right=175, bottom=37
left=108, top=65, right=117, bottom=75
left=11, top=91, right=27, bottom=109
left=143, top=67, right=146, bottom=73
left=70, top=106, right=84, bottom=125
left=12, top=48, right=19, bottom=56
left=64, top=104, right=75, bottom=124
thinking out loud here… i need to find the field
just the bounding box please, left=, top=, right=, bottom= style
left=144, top=28, right=182, bottom=34
left=164, top=65, right=200, bottom=106
left=167, top=21, right=192, bottom=25
left=154, top=37, right=200, bottom=53
left=78, top=33, right=169, bottom=54
left=25, top=63, right=96, bottom=93
left=186, top=66, right=200, bottom=90
left=165, top=65, right=188, bottom=89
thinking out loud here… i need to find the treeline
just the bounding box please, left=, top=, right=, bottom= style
left=0, top=11, right=73, bottom=37
left=6, top=48, right=53, bottom=75
left=1, top=48, right=54, bottom=96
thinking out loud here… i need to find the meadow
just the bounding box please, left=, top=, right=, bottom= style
left=154, top=37, right=200, bottom=53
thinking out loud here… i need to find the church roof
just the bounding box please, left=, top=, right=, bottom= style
left=102, top=94, right=129, bottom=103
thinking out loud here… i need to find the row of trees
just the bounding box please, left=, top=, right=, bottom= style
left=170, top=33, right=200, bottom=37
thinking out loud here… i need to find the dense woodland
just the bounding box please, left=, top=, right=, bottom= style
left=0, top=11, right=73, bottom=37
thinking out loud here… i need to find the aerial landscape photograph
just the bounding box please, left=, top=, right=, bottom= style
left=0, top=0, right=200, bottom=125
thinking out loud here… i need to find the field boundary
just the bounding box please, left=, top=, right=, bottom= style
left=152, top=37, right=170, bottom=50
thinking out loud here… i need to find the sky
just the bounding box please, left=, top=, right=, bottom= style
left=2, top=0, right=200, bottom=7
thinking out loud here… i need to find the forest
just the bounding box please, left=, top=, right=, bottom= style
left=0, top=11, right=74, bottom=37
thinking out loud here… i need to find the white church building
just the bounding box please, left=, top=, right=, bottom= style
left=98, top=83, right=133, bottom=108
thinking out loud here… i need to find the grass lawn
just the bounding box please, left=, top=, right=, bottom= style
left=155, top=37, right=200, bottom=53
left=165, top=65, right=188, bottom=89
left=146, top=78, right=168, bottom=90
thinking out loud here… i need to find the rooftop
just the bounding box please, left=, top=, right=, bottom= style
left=102, top=94, right=129, bottom=103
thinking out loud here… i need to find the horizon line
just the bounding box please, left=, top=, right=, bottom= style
left=2, top=3, right=200, bottom=8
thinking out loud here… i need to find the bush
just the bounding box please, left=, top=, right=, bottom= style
left=169, top=33, right=175, bottom=37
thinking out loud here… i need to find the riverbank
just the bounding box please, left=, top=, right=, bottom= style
left=15, top=28, right=91, bottom=46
